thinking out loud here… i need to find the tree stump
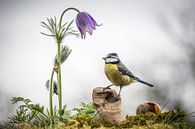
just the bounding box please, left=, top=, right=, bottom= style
left=92, top=87, right=125, bottom=125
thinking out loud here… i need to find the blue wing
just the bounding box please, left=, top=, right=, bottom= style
left=117, top=62, right=136, bottom=78
left=117, top=62, right=154, bottom=87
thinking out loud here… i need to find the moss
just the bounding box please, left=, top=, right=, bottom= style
left=16, top=123, right=180, bottom=129
left=17, top=110, right=194, bottom=129
left=118, top=109, right=190, bottom=129
left=18, top=123, right=44, bottom=129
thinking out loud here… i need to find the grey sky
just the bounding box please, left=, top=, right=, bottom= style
left=0, top=0, right=195, bottom=122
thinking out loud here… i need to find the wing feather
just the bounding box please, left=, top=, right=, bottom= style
left=117, top=62, right=154, bottom=87
left=117, top=62, right=136, bottom=78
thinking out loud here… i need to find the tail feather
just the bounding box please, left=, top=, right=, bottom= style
left=134, top=77, right=154, bottom=87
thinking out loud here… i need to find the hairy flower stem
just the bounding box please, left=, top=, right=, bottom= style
left=49, top=68, right=55, bottom=125
left=59, top=7, right=80, bottom=29
left=57, top=42, right=62, bottom=117
left=57, top=7, right=80, bottom=118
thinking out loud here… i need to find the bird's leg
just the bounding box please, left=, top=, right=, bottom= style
left=111, top=86, right=122, bottom=101
left=118, top=86, right=122, bottom=96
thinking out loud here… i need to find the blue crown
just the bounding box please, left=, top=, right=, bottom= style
left=107, top=53, right=118, bottom=57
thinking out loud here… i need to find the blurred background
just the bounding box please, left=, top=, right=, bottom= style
left=0, top=0, right=195, bottom=125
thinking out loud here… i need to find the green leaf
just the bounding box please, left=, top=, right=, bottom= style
left=40, top=32, right=55, bottom=37
left=60, top=22, right=68, bottom=30
left=41, top=21, right=52, bottom=32
left=11, top=97, right=32, bottom=105
left=30, top=103, right=44, bottom=113
left=65, top=31, right=80, bottom=38
left=63, top=20, right=74, bottom=33
left=72, top=102, right=96, bottom=117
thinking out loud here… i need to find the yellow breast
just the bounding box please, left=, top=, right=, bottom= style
left=104, top=64, right=133, bottom=86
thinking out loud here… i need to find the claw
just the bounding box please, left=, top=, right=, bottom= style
left=106, top=94, right=121, bottom=103
left=103, top=84, right=113, bottom=91
left=115, top=94, right=121, bottom=100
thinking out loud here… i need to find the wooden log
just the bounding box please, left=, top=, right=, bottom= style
left=92, top=87, right=125, bottom=125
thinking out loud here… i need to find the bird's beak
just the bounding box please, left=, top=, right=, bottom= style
left=102, top=57, right=106, bottom=60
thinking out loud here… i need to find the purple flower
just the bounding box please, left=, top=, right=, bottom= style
left=76, top=12, right=100, bottom=39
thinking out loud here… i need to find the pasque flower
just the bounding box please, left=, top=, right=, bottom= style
left=76, top=12, right=100, bottom=39
left=41, top=7, right=101, bottom=123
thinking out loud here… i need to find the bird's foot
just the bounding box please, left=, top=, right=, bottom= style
left=103, top=87, right=110, bottom=91
left=103, top=84, right=113, bottom=91
left=114, top=94, right=121, bottom=100
left=106, top=94, right=121, bottom=103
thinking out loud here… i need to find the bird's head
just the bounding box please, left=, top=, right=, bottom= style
left=103, top=53, right=120, bottom=64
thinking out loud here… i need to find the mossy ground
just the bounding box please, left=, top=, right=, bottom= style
left=17, top=110, right=195, bottom=129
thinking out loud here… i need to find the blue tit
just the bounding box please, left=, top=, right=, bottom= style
left=103, top=53, right=153, bottom=96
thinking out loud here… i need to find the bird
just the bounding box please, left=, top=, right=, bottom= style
left=103, top=53, right=154, bottom=97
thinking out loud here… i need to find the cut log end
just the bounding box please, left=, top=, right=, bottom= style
left=92, top=87, right=125, bottom=125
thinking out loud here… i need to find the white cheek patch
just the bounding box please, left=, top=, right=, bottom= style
left=106, top=58, right=118, bottom=63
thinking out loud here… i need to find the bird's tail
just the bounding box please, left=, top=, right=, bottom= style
left=134, top=77, right=154, bottom=87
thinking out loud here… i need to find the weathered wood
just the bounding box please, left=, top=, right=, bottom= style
left=92, top=87, right=125, bottom=125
